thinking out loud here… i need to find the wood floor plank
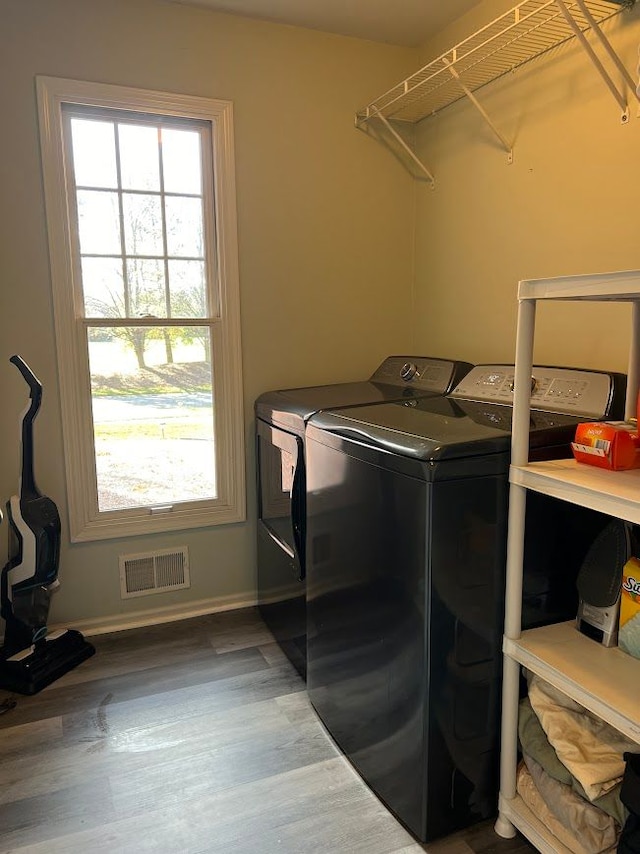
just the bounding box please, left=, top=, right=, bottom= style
left=0, top=645, right=273, bottom=731
left=53, top=621, right=214, bottom=687
left=204, top=608, right=281, bottom=655
left=201, top=791, right=420, bottom=854
left=108, top=716, right=340, bottom=820
left=257, top=639, right=298, bottom=669
left=59, top=661, right=303, bottom=745
left=0, top=716, right=63, bottom=759
left=274, top=689, right=320, bottom=725
left=0, top=776, right=115, bottom=851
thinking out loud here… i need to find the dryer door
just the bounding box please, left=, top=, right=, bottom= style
left=256, top=419, right=305, bottom=575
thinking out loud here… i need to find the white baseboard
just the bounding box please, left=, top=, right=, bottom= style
left=49, top=593, right=259, bottom=639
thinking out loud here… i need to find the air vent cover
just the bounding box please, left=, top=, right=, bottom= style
left=119, top=547, right=190, bottom=599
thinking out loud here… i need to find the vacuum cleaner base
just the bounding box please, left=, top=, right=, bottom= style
left=0, top=628, right=95, bottom=695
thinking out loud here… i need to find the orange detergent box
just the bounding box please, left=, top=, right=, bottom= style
left=619, top=556, right=640, bottom=659
left=571, top=422, right=640, bottom=471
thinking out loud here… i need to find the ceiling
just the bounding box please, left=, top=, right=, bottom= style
left=167, top=0, right=484, bottom=47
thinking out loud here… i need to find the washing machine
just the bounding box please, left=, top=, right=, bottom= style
left=304, top=364, right=626, bottom=842
left=255, top=356, right=473, bottom=679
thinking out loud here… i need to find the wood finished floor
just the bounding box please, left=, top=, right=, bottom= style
left=0, top=608, right=536, bottom=854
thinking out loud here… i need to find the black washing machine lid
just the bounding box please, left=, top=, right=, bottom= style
left=255, top=381, right=412, bottom=433
left=307, top=394, right=585, bottom=464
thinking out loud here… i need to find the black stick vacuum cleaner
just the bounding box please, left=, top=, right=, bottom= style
left=0, top=355, right=94, bottom=694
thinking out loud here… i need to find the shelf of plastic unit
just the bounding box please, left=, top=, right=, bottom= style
left=498, top=793, right=574, bottom=853
left=518, top=268, right=640, bottom=301
left=356, top=0, right=630, bottom=126
left=510, top=459, right=640, bottom=524
left=504, top=621, right=640, bottom=743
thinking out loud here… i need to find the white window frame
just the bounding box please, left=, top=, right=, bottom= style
left=37, top=76, right=245, bottom=542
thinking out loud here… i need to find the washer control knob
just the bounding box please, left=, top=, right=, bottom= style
left=400, top=362, right=418, bottom=382
left=509, top=376, right=537, bottom=394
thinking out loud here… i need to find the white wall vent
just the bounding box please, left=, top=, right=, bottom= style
left=119, top=547, right=190, bottom=599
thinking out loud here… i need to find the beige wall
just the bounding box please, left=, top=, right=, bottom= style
left=412, top=1, right=640, bottom=373
left=0, top=0, right=416, bottom=628
left=5, top=0, right=638, bottom=632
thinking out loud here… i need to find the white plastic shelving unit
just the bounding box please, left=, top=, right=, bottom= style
left=495, top=269, right=640, bottom=851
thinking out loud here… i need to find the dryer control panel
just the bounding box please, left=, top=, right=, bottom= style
left=370, top=356, right=466, bottom=393
left=450, top=365, right=614, bottom=418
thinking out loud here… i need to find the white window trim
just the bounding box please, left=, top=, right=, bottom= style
left=37, top=76, right=245, bottom=542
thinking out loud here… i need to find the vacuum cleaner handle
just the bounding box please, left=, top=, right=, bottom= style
left=10, top=355, right=42, bottom=409
left=10, top=355, right=43, bottom=501
left=4, top=355, right=60, bottom=599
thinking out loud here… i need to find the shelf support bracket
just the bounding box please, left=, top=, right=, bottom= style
left=360, top=111, right=436, bottom=186
left=442, top=58, right=513, bottom=162
left=554, top=0, right=638, bottom=123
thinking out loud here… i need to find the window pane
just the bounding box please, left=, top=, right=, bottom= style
left=76, top=190, right=121, bottom=254
left=70, top=119, right=117, bottom=188
left=82, top=257, right=125, bottom=317
left=126, top=258, right=167, bottom=317
left=123, top=193, right=163, bottom=256
left=118, top=124, right=160, bottom=192
left=168, top=260, right=206, bottom=317
left=88, top=326, right=216, bottom=512
left=165, top=196, right=203, bottom=257
left=162, top=128, right=202, bottom=194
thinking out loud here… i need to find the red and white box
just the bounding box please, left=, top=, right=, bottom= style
left=571, top=421, right=640, bottom=471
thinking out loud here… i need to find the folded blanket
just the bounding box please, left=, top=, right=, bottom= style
left=517, top=760, right=618, bottom=854
left=527, top=674, right=638, bottom=801
left=524, top=754, right=619, bottom=853
left=519, top=696, right=626, bottom=826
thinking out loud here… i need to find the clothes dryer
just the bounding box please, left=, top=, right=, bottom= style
left=305, top=364, right=626, bottom=842
left=255, top=356, right=472, bottom=678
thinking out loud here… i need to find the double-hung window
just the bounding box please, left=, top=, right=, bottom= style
left=37, top=77, right=245, bottom=541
